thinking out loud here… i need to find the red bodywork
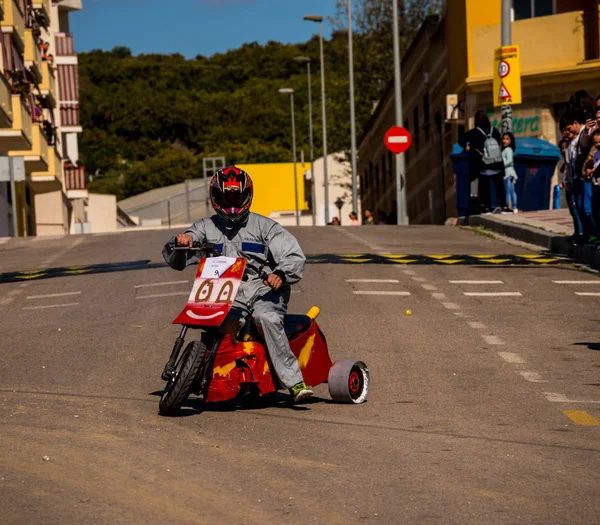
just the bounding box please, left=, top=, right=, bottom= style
left=172, top=257, right=334, bottom=403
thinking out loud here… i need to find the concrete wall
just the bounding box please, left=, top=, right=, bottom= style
left=34, top=188, right=70, bottom=236
left=88, top=193, right=117, bottom=233
left=0, top=182, right=12, bottom=236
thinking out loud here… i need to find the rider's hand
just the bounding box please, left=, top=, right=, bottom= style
left=264, top=273, right=283, bottom=291
left=176, top=234, right=194, bottom=247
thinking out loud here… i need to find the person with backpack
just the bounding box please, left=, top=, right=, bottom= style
left=459, top=110, right=506, bottom=214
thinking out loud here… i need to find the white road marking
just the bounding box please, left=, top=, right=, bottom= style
left=33, top=235, right=65, bottom=242
left=464, top=292, right=522, bottom=297
left=467, top=321, right=486, bottom=329
left=575, top=292, right=600, bottom=296
left=442, top=302, right=460, bottom=310
left=453, top=312, right=469, bottom=317
left=498, top=352, right=525, bottom=364
left=22, top=303, right=80, bottom=310
left=553, top=280, right=600, bottom=284
left=449, top=280, right=504, bottom=284
left=136, top=292, right=190, bottom=300
left=27, top=291, right=82, bottom=300
left=345, top=279, right=400, bottom=283
left=519, top=371, right=547, bottom=383
left=432, top=293, right=447, bottom=300
left=482, top=335, right=504, bottom=345
left=422, top=284, right=438, bottom=291
left=402, top=270, right=417, bottom=276
left=134, top=280, right=189, bottom=289
left=412, top=277, right=427, bottom=282
left=544, top=392, right=600, bottom=404
left=0, top=289, right=23, bottom=306
left=353, top=291, right=411, bottom=296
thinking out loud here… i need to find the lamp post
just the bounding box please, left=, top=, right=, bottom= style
left=293, top=56, right=316, bottom=227
left=347, top=0, right=358, bottom=215
left=279, top=88, right=300, bottom=226
left=303, top=14, right=330, bottom=224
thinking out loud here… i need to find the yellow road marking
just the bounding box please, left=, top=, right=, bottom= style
left=341, top=258, right=373, bottom=263
left=531, top=258, right=558, bottom=264
left=426, top=255, right=453, bottom=260
left=15, top=273, right=46, bottom=280
left=64, top=269, right=92, bottom=275
left=562, top=410, right=600, bottom=426
left=517, top=254, right=544, bottom=259
left=437, top=259, right=464, bottom=265
left=470, top=255, right=497, bottom=259
left=484, top=259, right=511, bottom=264
left=383, top=254, right=409, bottom=259
left=340, top=254, right=365, bottom=258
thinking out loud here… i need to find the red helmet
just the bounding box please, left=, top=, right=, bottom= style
left=210, top=166, right=253, bottom=226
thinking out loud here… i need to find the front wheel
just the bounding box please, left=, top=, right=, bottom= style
left=159, top=341, right=207, bottom=416
left=328, top=360, right=369, bottom=404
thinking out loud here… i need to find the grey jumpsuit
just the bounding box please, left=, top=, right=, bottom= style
left=162, top=213, right=306, bottom=389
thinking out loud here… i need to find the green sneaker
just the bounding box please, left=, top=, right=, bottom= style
left=290, top=381, right=314, bottom=403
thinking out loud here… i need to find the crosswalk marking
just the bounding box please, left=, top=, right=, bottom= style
left=27, top=291, right=81, bottom=300
left=353, top=291, right=410, bottom=296
left=22, top=302, right=79, bottom=310
left=449, top=280, right=504, bottom=284
left=575, top=292, right=600, bottom=296
left=553, top=280, right=600, bottom=284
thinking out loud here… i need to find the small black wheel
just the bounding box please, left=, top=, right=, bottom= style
left=328, top=360, right=369, bottom=404
left=159, top=341, right=207, bottom=416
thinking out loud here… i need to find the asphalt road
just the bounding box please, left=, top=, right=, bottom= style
left=1, top=225, right=599, bottom=525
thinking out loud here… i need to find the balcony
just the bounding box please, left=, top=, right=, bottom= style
left=23, top=29, right=43, bottom=84
left=60, top=103, right=80, bottom=129
left=10, top=122, right=49, bottom=173
left=64, top=165, right=86, bottom=191
left=55, top=32, right=75, bottom=57
left=0, top=95, right=32, bottom=151
left=55, top=0, right=82, bottom=12
left=0, top=0, right=26, bottom=51
left=31, top=146, right=63, bottom=189
left=0, top=74, right=13, bottom=128
left=32, top=0, right=51, bottom=24
left=470, top=11, right=599, bottom=82
left=39, top=61, right=57, bottom=108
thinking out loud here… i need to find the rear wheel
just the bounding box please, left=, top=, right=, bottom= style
left=328, top=360, right=369, bottom=404
left=159, top=341, right=207, bottom=416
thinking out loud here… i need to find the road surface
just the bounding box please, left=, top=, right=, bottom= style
left=1, top=226, right=598, bottom=525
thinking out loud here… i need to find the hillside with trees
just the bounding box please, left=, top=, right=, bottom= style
left=79, top=0, right=442, bottom=200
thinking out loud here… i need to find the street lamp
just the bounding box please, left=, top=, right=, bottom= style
left=278, top=87, right=300, bottom=226
left=303, top=14, right=330, bottom=225
left=293, top=56, right=316, bottom=227
left=347, top=0, right=358, bottom=215
left=334, top=197, right=345, bottom=225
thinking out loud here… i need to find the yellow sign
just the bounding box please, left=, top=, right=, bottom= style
left=493, top=45, right=522, bottom=107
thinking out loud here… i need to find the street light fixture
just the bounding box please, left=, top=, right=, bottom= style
left=278, top=88, right=300, bottom=226
left=303, top=14, right=330, bottom=225
left=293, top=56, right=316, bottom=227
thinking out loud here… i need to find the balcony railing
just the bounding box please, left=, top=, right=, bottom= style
left=64, top=165, right=86, bottom=190
left=60, top=103, right=79, bottom=127
left=40, top=61, right=57, bottom=107
left=11, top=122, right=49, bottom=173
left=23, top=29, right=43, bottom=83
left=0, top=0, right=26, bottom=50
left=32, top=0, right=51, bottom=22
left=0, top=74, right=13, bottom=127
left=55, top=33, right=75, bottom=56
left=13, top=94, right=32, bottom=145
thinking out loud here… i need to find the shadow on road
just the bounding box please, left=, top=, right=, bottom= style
left=574, top=342, right=600, bottom=351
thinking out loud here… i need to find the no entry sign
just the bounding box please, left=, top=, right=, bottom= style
left=384, top=126, right=412, bottom=154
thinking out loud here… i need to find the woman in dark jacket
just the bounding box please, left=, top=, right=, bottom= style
left=459, top=110, right=506, bottom=213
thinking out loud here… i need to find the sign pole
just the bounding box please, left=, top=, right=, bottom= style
left=392, top=0, right=408, bottom=225
left=501, top=0, right=513, bottom=133
left=9, top=157, right=18, bottom=237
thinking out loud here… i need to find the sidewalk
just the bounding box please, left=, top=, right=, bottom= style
left=464, top=209, right=600, bottom=268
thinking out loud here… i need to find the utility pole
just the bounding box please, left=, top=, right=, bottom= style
left=348, top=0, right=358, bottom=215
left=501, top=0, right=513, bottom=133
left=392, top=0, right=408, bottom=225
left=9, top=157, right=18, bottom=236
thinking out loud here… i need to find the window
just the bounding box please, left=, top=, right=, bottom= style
left=514, top=0, right=555, bottom=20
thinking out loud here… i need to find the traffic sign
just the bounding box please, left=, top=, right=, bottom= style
left=493, top=45, right=521, bottom=107
left=384, top=126, right=412, bottom=154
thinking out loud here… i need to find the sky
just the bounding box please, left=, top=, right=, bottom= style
left=71, top=0, right=340, bottom=58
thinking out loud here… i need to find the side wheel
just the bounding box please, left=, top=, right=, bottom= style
left=159, top=341, right=207, bottom=416
left=328, top=360, right=369, bottom=404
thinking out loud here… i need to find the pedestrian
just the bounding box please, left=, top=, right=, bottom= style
left=363, top=209, right=374, bottom=225
left=458, top=110, right=505, bottom=214
left=582, top=129, right=600, bottom=230
left=559, top=121, right=582, bottom=242
left=565, top=110, right=598, bottom=243
left=501, top=132, right=518, bottom=213
left=348, top=212, right=360, bottom=226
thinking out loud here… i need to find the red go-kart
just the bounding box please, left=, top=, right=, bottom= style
left=159, top=244, right=369, bottom=416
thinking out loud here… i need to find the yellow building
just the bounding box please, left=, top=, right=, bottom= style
left=0, top=0, right=85, bottom=237
left=358, top=0, right=600, bottom=224
left=237, top=162, right=308, bottom=219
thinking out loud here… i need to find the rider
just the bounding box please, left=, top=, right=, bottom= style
left=162, top=166, right=313, bottom=403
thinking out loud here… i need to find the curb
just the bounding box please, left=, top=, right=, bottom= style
left=463, top=215, right=600, bottom=269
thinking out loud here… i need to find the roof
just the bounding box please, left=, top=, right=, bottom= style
left=451, top=137, right=561, bottom=160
